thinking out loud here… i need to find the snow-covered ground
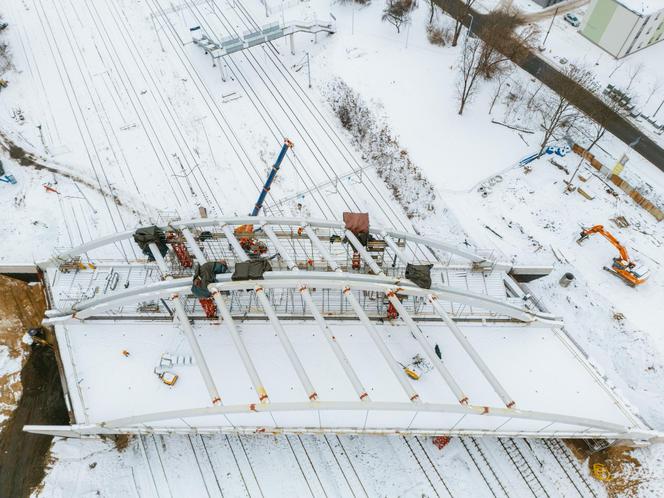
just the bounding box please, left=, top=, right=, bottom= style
left=0, top=0, right=663, bottom=495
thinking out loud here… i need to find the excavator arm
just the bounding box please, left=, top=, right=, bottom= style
left=577, top=224, right=649, bottom=286
left=578, top=225, right=630, bottom=262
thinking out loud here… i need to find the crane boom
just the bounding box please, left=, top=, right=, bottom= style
left=234, top=138, right=293, bottom=236
left=578, top=225, right=630, bottom=261
left=252, top=138, right=293, bottom=217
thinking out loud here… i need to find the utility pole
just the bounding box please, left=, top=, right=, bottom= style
left=352, top=1, right=355, bottom=35
left=306, top=52, right=311, bottom=89
left=542, top=8, right=558, bottom=47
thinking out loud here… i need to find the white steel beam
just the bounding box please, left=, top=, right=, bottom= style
left=39, top=216, right=531, bottom=272
left=344, top=230, right=382, bottom=275
left=50, top=273, right=560, bottom=326
left=254, top=285, right=318, bottom=400
left=343, top=287, right=420, bottom=402
left=304, top=224, right=419, bottom=402
left=346, top=231, right=470, bottom=405
left=181, top=227, right=269, bottom=404
left=97, top=399, right=635, bottom=435
left=381, top=231, right=409, bottom=264
left=262, top=225, right=297, bottom=270
left=220, top=224, right=249, bottom=258
left=210, top=289, right=269, bottom=403
left=181, top=228, right=207, bottom=262
left=384, top=233, right=516, bottom=409
left=149, top=243, right=221, bottom=405
left=386, top=292, right=468, bottom=404
left=264, top=224, right=370, bottom=401
left=222, top=225, right=319, bottom=401
left=302, top=224, right=340, bottom=271
left=26, top=424, right=649, bottom=440
left=429, top=297, right=515, bottom=408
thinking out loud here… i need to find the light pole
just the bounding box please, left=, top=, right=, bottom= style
left=655, top=97, right=664, bottom=117
left=542, top=8, right=558, bottom=47
left=465, top=14, right=474, bottom=45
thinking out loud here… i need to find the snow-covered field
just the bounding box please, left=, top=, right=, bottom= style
left=0, top=0, right=663, bottom=495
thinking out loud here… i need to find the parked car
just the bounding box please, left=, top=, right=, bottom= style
left=564, top=13, right=581, bottom=27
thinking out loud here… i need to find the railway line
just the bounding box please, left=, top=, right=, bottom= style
left=499, top=438, right=551, bottom=497
left=541, top=439, right=601, bottom=498
left=459, top=437, right=510, bottom=498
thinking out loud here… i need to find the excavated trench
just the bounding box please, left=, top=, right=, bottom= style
left=0, top=276, right=68, bottom=498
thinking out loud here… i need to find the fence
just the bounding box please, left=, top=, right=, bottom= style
left=572, top=144, right=664, bottom=222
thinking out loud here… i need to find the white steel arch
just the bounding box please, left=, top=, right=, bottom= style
left=40, top=216, right=501, bottom=269
left=32, top=217, right=655, bottom=441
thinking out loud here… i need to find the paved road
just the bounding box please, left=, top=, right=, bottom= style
left=520, top=0, right=589, bottom=22
left=434, top=0, right=664, bottom=172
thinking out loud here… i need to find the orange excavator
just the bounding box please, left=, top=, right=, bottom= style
left=577, top=225, right=649, bottom=287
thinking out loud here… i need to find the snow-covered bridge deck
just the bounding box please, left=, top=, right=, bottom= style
left=35, top=318, right=649, bottom=439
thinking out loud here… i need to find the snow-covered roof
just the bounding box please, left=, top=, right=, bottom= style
left=617, top=0, right=664, bottom=15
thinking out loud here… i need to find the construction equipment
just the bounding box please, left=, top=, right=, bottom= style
left=235, top=138, right=293, bottom=234
left=0, top=159, right=16, bottom=185
left=577, top=225, right=649, bottom=286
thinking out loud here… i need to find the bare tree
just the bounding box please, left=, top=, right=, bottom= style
left=455, top=9, right=537, bottom=116
left=568, top=90, right=624, bottom=186
left=625, top=62, right=644, bottom=93
left=456, top=37, right=483, bottom=115
left=609, top=59, right=626, bottom=78
left=426, top=22, right=450, bottom=46
left=535, top=64, right=595, bottom=155
left=0, top=43, right=10, bottom=76
left=643, top=77, right=663, bottom=109
left=451, top=0, right=476, bottom=46
left=382, top=0, right=414, bottom=34
left=488, top=71, right=510, bottom=114
left=477, top=10, right=539, bottom=79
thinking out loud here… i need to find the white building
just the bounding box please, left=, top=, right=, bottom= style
left=580, top=0, right=664, bottom=58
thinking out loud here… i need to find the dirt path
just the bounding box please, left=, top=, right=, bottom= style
left=0, top=275, right=44, bottom=418
left=0, top=276, right=68, bottom=498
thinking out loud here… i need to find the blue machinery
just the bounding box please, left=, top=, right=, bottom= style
left=235, top=138, right=293, bottom=234
left=252, top=138, right=293, bottom=216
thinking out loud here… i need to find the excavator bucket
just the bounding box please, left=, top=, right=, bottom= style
left=576, top=233, right=589, bottom=245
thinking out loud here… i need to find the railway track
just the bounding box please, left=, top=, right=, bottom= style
left=404, top=436, right=455, bottom=497
left=498, top=438, right=550, bottom=498
left=542, top=439, right=600, bottom=498
left=459, top=437, right=509, bottom=498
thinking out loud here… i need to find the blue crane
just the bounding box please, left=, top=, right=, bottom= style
left=235, top=138, right=293, bottom=235
left=252, top=138, right=293, bottom=216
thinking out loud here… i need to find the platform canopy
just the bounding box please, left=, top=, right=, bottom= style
left=27, top=217, right=655, bottom=440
